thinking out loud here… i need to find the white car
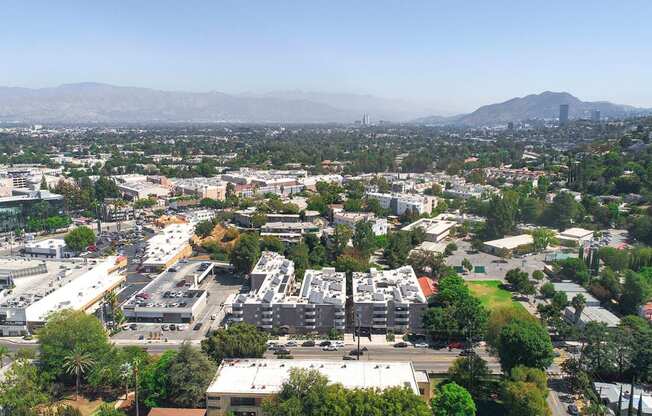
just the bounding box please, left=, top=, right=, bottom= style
left=322, top=345, right=338, bottom=351
left=413, top=342, right=429, bottom=348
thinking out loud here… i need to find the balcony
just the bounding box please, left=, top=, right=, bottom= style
left=231, top=309, right=243, bottom=316
left=395, top=316, right=410, bottom=323
left=304, top=317, right=316, bottom=323
left=304, top=310, right=316, bottom=316
left=373, top=316, right=387, bottom=322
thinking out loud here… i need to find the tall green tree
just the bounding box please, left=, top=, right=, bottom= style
left=497, top=319, right=554, bottom=372
left=37, top=309, right=111, bottom=381
left=230, top=233, right=261, bottom=275
left=64, top=226, right=96, bottom=252
left=167, top=343, right=216, bottom=408
left=201, top=322, right=268, bottom=364
left=431, top=382, right=476, bottom=416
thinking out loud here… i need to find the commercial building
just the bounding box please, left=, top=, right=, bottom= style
left=557, top=227, right=594, bottom=246
left=118, top=180, right=170, bottom=201
left=122, top=261, right=214, bottom=323
left=402, top=218, right=456, bottom=242
left=366, top=192, right=436, bottom=216
left=23, top=238, right=73, bottom=259
left=559, top=104, right=569, bottom=125
left=563, top=305, right=621, bottom=328
left=0, top=190, right=64, bottom=233
left=0, top=256, right=127, bottom=336
left=552, top=282, right=600, bottom=307
left=173, top=178, right=227, bottom=201
left=352, top=266, right=427, bottom=334
left=101, top=199, right=134, bottom=222
left=206, top=359, right=430, bottom=416
left=332, top=211, right=388, bottom=235
left=482, top=234, right=533, bottom=256
left=141, top=222, right=194, bottom=273
left=229, top=252, right=346, bottom=333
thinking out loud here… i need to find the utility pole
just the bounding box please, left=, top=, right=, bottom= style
left=356, top=317, right=361, bottom=360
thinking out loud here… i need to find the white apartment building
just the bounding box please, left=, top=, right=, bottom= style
left=332, top=211, right=388, bottom=235
left=229, top=252, right=346, bottom=333
left=366, top=192, right=436, bottom=216
left=352, top=266, right=427, bottom=334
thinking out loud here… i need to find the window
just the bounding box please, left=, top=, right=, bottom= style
left=231, top=397, right=256, bottom=406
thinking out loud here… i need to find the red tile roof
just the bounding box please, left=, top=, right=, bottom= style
left=418, top=277, right=437, bottom=298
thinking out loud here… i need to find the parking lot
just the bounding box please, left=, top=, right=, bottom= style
left=446, top=240, right=548, bottom=281
left=112, top=266, right=242, bottom=342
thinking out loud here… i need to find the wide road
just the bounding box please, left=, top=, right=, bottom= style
left=0, top=339, right=500, bottom=374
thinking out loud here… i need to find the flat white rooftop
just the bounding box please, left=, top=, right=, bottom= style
left=207, top=359, right=419, bottom=395
left=484, top=234, right=533, bottom=250
left=352, top=266, right=426, bottom=304
left=142, top=222, right=193, bottom=267
left=0, top=256, right=125, bottom=323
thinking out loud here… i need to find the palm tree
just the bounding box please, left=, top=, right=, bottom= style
left=0, top=345, right=10, bottom=367
left=571, top=294, right=587, bottom=322
left=63, top=348, right=95, bottom=400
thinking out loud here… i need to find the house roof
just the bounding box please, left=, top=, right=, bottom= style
left=418, top=277, right=437, bottom=298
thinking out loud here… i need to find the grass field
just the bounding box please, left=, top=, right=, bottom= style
left=467, top=280, right=525, bottom=312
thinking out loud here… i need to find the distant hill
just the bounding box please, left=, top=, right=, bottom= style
left=413, top=91, right=650, bottom=126
left=0, top=83, right=356, bottom=124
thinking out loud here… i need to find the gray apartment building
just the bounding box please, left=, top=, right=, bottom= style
left=352, top=266, right=427, bottom=334
left=230, top=252, right=346, bottom=333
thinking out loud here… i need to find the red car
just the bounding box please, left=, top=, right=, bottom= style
left=448, top=342, right=465, bottom=350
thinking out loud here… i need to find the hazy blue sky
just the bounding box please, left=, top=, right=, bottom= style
left=2, top=1, right=651, bottom=113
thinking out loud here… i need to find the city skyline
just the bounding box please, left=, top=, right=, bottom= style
left=2, top=1, right=652, bottom=114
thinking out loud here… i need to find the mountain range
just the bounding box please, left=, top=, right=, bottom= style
left=414, top=91, right=649, bottom=126
left=0, top=83, right=648, bottom=125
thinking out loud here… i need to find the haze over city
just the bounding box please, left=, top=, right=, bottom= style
left=2, top=0, right=652, bottom=114
left=2, top=3, right=652, bottom=416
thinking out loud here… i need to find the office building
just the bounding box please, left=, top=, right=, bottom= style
left=0, top=190, right=64, bottom=233
left=229, top=252, right=346, bottom=333
left=206, top=359, right=431, bottom=416
left=559, top=104, right=569, bottom=125
left=352, top=266, right=427, bottom=334
left=591, top=110, right=601, bottom=122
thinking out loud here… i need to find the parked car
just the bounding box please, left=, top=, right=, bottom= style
left=413, top=342, right=429, bottom=348
left=302, top=340, right=316, bottom=347
left=349, top=350, right=363, bottom=356
left=567, top=404, right=579, bottom=415
left=193, top=323, right=202, bottom=330
left=448, top=342, right=464, bottom=350
left=393, top=342, right=409, bottom=348
left=322, top=345, right=338, bottom=351
left=161, top=324, right=169, bottom=331
left=342, top=355, right=356, bottom=361
left=274, top=348, right=291, bottom=355
left=459, top=349, right=475, bottom=356
left=319, top=340, right=331, bottom=347
left=285, top=341, right=298, bottom=348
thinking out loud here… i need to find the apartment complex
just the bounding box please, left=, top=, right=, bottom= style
left=206, top=359, right=430, bottom=416
left=366, top=192, right=436, bottom=216
left=352, top=266, right=427, bottom=334
left=229, top=252, right=346, bottom=333
left=332, top=210, right=388, bottom=235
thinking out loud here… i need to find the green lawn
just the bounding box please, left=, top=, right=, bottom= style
left=467, top=280, right=525, bottom=312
